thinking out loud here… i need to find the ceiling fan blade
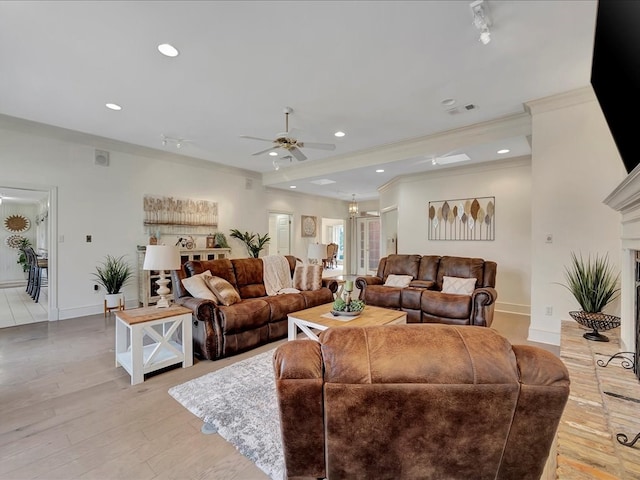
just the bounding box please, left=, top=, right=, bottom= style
left=289, top=147, right=307, bottom=161
left=298, top=141, right=336, bottom=151
left=239, top=135, right=274, bottom=142
left=251, top=146, right=279, bottom=156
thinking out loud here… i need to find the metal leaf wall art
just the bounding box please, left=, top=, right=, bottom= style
left=428, top=196, right=495, bottom=241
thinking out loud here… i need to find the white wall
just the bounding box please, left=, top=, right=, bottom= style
left=0, top=125, right=347, bottom=320
left=528, top=88, right=627, bottom=344
left=379, top=157, right=532, bottom=314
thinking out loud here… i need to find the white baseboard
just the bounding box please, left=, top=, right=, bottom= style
left=58, top=299, right=139, bottom=320
left=528, top=328, right=560, bottom=346
left=495, top=302, right=530, bottom=316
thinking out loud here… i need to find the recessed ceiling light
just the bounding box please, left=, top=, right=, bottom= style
left=376, top=169, right=384, bottom=173
left=334, top=131, right=346, bottom=137
left=269, top=152, right=278, bottom=156
left=105, top=103, right=122, bottom=111
left=289, top=185, right=296, bottom=189
left=441, top=98, right=456, bottom=107
left=497, top=149, right=510, bottom=154
left=158, top=43, right=179, bottom=57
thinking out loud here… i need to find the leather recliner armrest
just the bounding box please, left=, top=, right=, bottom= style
left=322, top=278, right=339, bottom=293
left=355, top=276, right=383, bottom=300
left=174, top=296, right=217, bottom=324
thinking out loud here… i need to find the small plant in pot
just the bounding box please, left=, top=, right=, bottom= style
left=229, top=229, right=270, bottom=258
left=92, top=255, right=134, bottom=308
left=559, top=252, right=620, bottom=342
left=16, top=237, right=32, bottom=273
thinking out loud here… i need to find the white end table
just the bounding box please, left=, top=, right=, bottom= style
left=115, top=305, right=192, bottom=385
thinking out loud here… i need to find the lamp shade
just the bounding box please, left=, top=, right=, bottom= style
left=143, top=245, right=181, bottom=271
left=308, top=243, right=327, bottom=261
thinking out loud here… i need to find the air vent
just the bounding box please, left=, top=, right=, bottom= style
left=446, top=104, right=478, bottom=115
left=464, top=103, right=477, bottom=110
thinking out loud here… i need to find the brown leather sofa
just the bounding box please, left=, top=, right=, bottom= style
left=356, top=254, right=497, bottom=326
left=274, top=324, right=570, bottom=480
left=171, top=255, right=337, bottom=360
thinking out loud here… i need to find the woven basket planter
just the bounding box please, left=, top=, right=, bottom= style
left=569, top=311, right=621, bottom=342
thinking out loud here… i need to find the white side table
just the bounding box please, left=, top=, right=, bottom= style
left=115, top=305, right=193, bottom=385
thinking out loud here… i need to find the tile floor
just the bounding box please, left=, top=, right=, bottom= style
left=0, top=285, right=48, bottom=328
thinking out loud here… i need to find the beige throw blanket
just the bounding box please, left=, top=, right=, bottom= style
left=262, top=255, right=297, bottom=296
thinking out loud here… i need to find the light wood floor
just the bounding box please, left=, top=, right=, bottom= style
left=0, top=310, right=556, bottom=480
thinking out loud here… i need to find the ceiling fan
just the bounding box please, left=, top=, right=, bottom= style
left=240, top=107, right=336, bottom=162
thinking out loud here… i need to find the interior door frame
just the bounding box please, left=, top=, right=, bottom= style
left=356, top=216, right=381, bottom=275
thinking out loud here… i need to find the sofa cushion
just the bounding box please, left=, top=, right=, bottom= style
left=184, top=259, right=237, bottom=286
left=436, top=256, right=484, bottom=290
left=441, top=276, right=477, bottom=295
left=421, top=289, right=472, bottom=319
left=382, top=254, right=421, bottom=280
left=181, top=270, right=218, bottom=302
left=383, top=274, right=413, bottom=288
left=206, top=275, right=241, bottom=306
left=363, top=284, right=402, bottom=309
left=263, top=293, right=307, bottom=322
left=217, top=298, right=271, bottom=334
left=232, top=258, right=268, bottom=299
left=293, top=265, right=323, bottom=291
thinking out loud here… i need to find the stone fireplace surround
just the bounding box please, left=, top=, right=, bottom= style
left=604, top=165, right=640, bottom=375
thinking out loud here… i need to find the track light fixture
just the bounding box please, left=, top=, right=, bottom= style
left=470, top=0, right=491, bottom=45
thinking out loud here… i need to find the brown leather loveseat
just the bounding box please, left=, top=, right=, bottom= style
left=171, top=255, right=337, bottom=360
left=274, top=324, right=570, bottom=480
left=356, top=254, right=497, bottom=326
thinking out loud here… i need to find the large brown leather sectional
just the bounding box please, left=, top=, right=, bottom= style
left=356, top=254, right=497, bottom=326
left=274, top=324, right=570, bottom=479
left=171, top=255, right=337, bottom=360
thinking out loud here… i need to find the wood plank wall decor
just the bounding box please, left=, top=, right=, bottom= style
left=428, top=196, right=495, bottom=241
left=143, top=194, right=218, bottom=227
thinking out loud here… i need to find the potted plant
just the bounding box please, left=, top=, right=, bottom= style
left=229, top=229, right=270, bottom=258
left=16, top=237, right=32, bottom=273
left=214, top=232, right=230, bottom=248
left=92, top=254, right=134, bottom=308
left=560, top=252, right=621, bottom=341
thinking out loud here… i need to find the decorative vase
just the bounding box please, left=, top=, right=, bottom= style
left=569, top=310, right=621, bottom=342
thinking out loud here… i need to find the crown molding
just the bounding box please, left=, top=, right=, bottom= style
left=525, top=86, right=595, bottom=115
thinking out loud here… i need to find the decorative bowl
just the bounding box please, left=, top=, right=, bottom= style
left=331, top=309, right=362, bottom=317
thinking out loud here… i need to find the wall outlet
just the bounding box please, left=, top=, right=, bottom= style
left=545, top=306, right=553, bottom=316
left=93, top=284, right=99, bottom=292
left=545, top=233, right=553, bottom=243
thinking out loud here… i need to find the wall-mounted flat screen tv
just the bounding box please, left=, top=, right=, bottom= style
left=591, top=0, right=640, bottom=174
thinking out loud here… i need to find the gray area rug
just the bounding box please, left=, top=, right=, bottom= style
left=168, top=349, right=284, bottom=480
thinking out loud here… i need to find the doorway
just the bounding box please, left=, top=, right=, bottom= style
left=268, top=212, right=292, bottom=256
left=356, top=216, right=381, bottom=275
left=0, top=184, right=56, bottom=323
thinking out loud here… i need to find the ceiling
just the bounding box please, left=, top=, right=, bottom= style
left=0, top=1, right=598, bottom=202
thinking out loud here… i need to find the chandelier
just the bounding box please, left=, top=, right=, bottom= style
left=348, top=194, right=359, bottom=218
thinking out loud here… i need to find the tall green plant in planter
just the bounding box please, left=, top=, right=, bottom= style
left=560, top=252, right=621, bottom=341
left=16, top=237, right=32, bottom=273
left=229, top=229, right=270, bottom=258
left=92, top=255, right=134, bottom=295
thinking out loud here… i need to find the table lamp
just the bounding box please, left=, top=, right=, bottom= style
left=307, top=243, right=327, bottom=265
left=143, top=245, right=181, bottom=308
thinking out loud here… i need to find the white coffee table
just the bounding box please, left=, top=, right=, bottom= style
left=288, top=303, right=406, bottom=341
left=115, top=305, right=192, bottom=385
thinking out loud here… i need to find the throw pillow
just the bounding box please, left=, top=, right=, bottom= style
left=205, top=275, right=241, bottom=306
left=181, top=270, right=218, bottom=302
left=441, top=276, right=477, bottom=295
left=293, top=264, right=323, bottom=291
left=383, top=274, right=413, bottom=288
